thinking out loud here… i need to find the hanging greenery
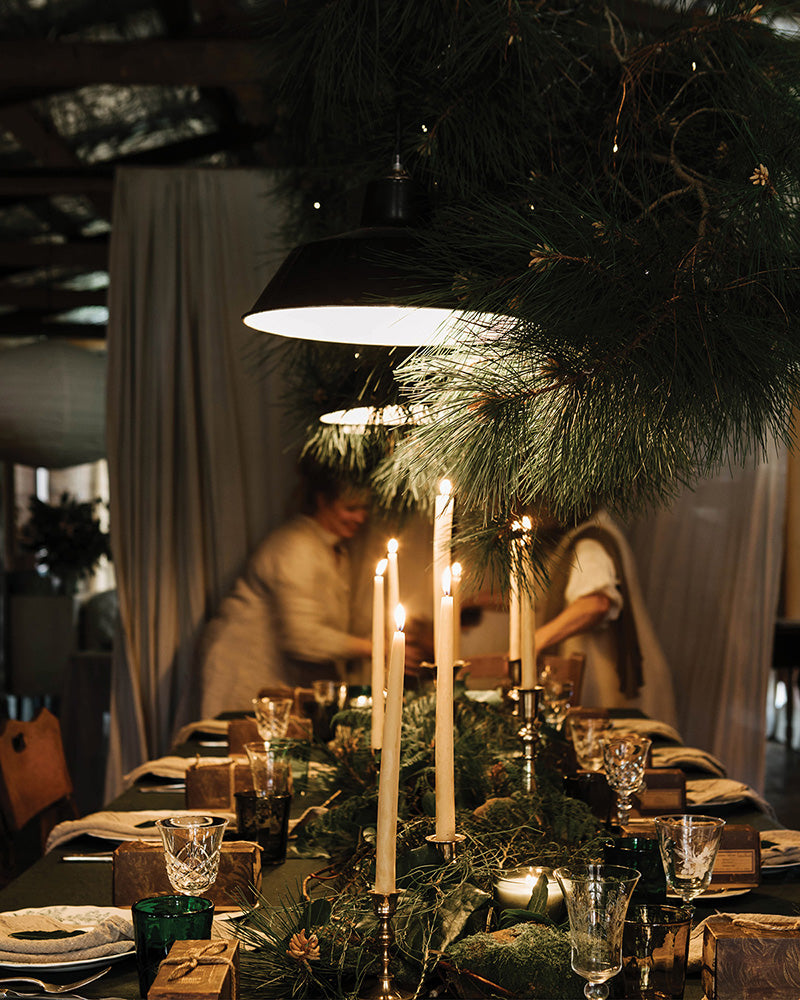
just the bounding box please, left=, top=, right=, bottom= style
left=253, top=0, right=800, bottom=571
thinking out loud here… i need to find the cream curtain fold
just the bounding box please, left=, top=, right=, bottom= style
left=629, top=450, right=786, bottom=791
left=105, top=168, right=297, bottom=796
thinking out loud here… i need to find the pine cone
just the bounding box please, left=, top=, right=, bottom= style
left=287, top=930, right=321, bottom=963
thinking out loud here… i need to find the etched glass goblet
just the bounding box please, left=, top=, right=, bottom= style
left=654, top=814, right=725, bottom=906
left=554, top=864, right=640, bottom=1000
left=156, top=815, right=228, bottom=895
left=602, top=734, right=652, bottom=827
left=540, top=677, right=575, bottom=730
left=252, top=696, right=293, bottom=741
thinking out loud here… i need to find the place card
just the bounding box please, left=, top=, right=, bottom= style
left=708, top=823, right=761, bottom=887
left=112, top=841, right=261, bottom=908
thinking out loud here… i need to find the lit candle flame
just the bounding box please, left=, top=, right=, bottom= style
left=451, top=561, right=462, bottom=581
left=387, top=538, right=398, bottom=555
left=439, top=478, right=452, bottom=497
left=375, top=558, right=388, bottom=577
left=394, top=604, right=406, bottom=632
left=441, top=566, right=451, bottom=597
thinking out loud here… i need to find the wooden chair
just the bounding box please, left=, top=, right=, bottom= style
left=0, top=708, right=78, bottom=862
left=537, top=652, right=586, bottom=704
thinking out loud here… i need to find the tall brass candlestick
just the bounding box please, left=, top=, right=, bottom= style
left=362, top=892, right=409, bottom=1000
left=519, top=686, right=543, bottom=794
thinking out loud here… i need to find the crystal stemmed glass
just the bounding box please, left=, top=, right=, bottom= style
left=654, top=814, right=726, bottom=906
left=602, top=734, right=652, bottom=827
left=540, top=677, right=575, bottom=730
left=156, top=815, right=228, bottom=895
left=251, top=696, right=293, bottom=741
left=554, top=864, right=641, bottom=999
left=568, top=715, right=613, bottom=771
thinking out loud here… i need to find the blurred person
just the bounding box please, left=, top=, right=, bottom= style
left=199, top=458, right=372, bottom=716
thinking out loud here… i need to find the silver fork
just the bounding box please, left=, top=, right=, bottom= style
left=0, top=965, right=111, bottom=994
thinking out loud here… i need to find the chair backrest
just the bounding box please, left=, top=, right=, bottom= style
left=0, top=708, right=77, bottom=839
left=537, top=653, right=586, bottom=703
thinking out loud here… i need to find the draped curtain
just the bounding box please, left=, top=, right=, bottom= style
left=629, top=450, right=787, bottom=791
left=105, top=168, right=297, bottom=796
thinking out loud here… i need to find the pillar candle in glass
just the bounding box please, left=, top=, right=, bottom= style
left=371, top=558, right=387, bottom=749
left=520, top=516, right=536, bottom=688
left=374, top=604, right=405, bottom=895
left=435, top=568, right=456, bottom=841
left=433, top=479, right=453, bottom=663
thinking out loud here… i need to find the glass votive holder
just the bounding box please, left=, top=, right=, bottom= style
left=615, top=902, right=692, bottom=999
left=494, top=866, right=565, bottom=921
left=132, top=894, right=214, bottom=997
left=244, top=740, right=293, bottom=794
left=604, top=835, right=667, bottom=902
left=235, top=788, right=292, bottom=864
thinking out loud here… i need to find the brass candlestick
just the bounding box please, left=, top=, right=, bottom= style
left=507, top=658, right=522, bottom=715
left=426, top=832, right=466, bottom=863
left=518, top=686, right=543, bottom=794
left=362, top=891, right=410, bottom=1000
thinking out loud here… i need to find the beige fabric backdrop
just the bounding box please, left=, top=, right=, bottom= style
left=105, top=168, right=297, bottom=796
left=629, top=450, right=786, bottom=791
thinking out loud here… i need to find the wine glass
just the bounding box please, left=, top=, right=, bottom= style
left=540, top=674, right=575, bottom=730
left=554, top=864, right=641, bottom=999
left=251, top=696, right=293, bottom=741
left=654, top=814, right=725, bottom=906
left=156, top=815, right=228, bottom=895
left=602, top=734, right=651, bottom=827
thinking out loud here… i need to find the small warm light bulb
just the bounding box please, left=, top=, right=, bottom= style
left=394, top=604, right=406, bottom=631
left=691, top=60, right=697, bottom=71
left=613, top=142, right=619, bottom=153
left=388, top=538, right=399, bottom=555
left=441, top=566, right=452, bottom=597
left=313, top=201, right=321, bottom=209
left=376, top=558, right=388, bottom=577
left=421, top=124, right=428, bottom=133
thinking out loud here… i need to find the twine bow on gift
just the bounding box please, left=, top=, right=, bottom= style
left=162, top=940, right=238, bottom=993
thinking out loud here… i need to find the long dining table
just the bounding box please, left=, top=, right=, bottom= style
left=0, top=719, right=798, bottom=1000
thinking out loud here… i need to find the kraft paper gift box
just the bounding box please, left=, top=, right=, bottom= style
left=113, top=840, right=261, bottom=908
left=701, top=913, right=800, bottom=999
left=185, top=758, right=252, bottom=810
left=148, top=939, right=239, bottom=999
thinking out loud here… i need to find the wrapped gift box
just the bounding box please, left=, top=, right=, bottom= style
left=701, top=914, right=800, bottom=999
left=185, top=759, right=252, bottom=810
left=112, top=841, right=260, bottom=908
left=631, top=769, right=686, bottom=814
left=149, top=939, right=239, bottom=999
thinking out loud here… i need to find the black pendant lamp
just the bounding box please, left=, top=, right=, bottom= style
left=243, top=158, right=500, bottom=347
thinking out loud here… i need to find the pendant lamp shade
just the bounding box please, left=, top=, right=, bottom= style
left=243, top=160, right=508, bottom=347
left=0, top=341, right=106, bottom=468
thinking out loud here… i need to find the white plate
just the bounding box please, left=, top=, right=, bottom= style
left=668, top=886, right=752, bottom=901
left=0, top=905, right=134, bottom=971
left=761, top=860, right=800, bottom=871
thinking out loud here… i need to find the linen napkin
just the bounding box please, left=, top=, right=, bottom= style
left=609, top=717, right=684, bottom=745
left=651, top=745, right=727, bottom=777
left=759, top=828, right=800, bottom=866
left=122, top=755, right=232, bottom=788
left=688, top=912, right=800, bottom=972
left=685, top=778, right=777, bottom=819
left=45, top=809, right=235, bottom=852
left=172, top=718, right=230, bottom=745
left=0, top=905, right=133, bottom=964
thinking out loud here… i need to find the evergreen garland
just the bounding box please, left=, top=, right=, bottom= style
left=253, top=0, right=800, bottom=571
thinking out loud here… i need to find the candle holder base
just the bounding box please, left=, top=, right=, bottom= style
left=508, top=658, right=522, bottom=688
left=362, top=891, right=411, bottom=1000
left=518, top=686, right=543, bottom=795
left=425, top=833, right=466, bottom=863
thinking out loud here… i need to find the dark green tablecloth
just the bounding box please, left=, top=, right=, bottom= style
left=0, top=760, right=798, bottom=998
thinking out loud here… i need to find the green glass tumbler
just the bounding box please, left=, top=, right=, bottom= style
left=132, top=894, right=214, bottom=996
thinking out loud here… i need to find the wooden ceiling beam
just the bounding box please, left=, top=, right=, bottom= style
left=0, top=241, right=108, bottom=269
left=0, top=40, right=270, bottom=90
left=0, top=313, right=105, bottom=339
left=0, top=287, right=106, bottom=309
